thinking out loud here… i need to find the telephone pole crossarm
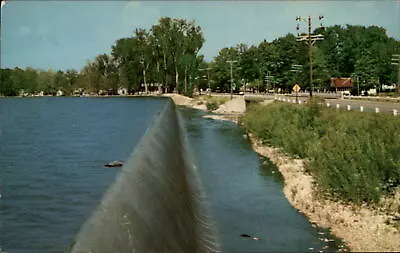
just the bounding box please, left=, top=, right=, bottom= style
left=295, top=15, right=325, bottom=97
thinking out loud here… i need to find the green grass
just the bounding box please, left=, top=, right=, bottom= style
left=241, top=98, right=400, bottom=204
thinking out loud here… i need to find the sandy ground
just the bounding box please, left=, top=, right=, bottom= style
left=163, top=93, right=245, bottom=123
left=166, top=93, right=400, bottom=252
left=163, top=93, right=208, bottom=111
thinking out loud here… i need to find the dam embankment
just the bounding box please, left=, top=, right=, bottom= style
left=69, top=96, right=345, bottom=253
left=69, top=99, right=220, bottom=253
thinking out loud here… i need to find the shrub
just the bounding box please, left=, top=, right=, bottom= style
left=241, top=101, right=400, bottom=204
left=206, top=102, right=219, bottom=111
left=199, top=95, right=229, bottom=111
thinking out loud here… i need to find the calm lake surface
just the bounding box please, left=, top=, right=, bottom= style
left=0, top=97, right=167, bottom=253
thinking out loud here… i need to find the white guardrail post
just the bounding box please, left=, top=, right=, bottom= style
left=360, top=106, right=364, bottom=112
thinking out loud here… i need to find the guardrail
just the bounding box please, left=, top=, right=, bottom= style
left=273, top=96, right=400, bottom=116
left=343, top=95, right=400, bottom=103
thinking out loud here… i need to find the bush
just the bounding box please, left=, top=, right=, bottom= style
left=198, top=95, right=229, bottom=111
left=241, top=101, right=400, bottom=204
left=206, top=102, right=219, bottom=111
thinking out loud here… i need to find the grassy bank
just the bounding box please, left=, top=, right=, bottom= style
left=241, top=99, right=400, bottom=204
left=196, top=95, right=229, bottom=111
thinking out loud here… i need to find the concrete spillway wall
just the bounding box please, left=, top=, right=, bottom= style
left=69, top=99, right=220, bottom=253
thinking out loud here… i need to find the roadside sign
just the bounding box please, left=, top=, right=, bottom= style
left=293, top=84, right=301, bottom=92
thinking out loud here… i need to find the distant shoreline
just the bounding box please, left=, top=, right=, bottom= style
left=0, top=94, right=162, bottom=98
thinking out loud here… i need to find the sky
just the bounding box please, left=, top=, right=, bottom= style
left=1, top=0, right=399, bottom=71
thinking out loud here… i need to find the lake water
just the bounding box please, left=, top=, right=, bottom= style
left=0, top=97, right=167, bottom=253
left=0, top=97, right=344, bottom=253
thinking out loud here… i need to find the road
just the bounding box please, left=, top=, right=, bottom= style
left=244, top=93, right=400, bottom=115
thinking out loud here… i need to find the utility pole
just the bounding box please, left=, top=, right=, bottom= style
left=227, top=60, right=237, bottom=99
left=199, top=67, right=212, bottom=96
left=296, top=15, right=325, bottom=97
left=391, top=54, right=400, bottom=96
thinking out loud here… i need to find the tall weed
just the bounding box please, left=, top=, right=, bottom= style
left=242, top=100, right=400, bottom=204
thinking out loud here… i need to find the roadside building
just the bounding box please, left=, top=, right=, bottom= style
left=330, top=77, right=353, bottom=94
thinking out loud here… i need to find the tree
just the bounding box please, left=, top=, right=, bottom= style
left=80, top=61, right=101, bottom=92
left=0, top=68, right=18, bottom=96
left=112, top=37, right=141, bottom=91
left=151, top=17, right=204, bottom=93
left=65, top=69, right=79, bottom=94
left=212, top=47, right=240, bottom=92
left=311, top=47, right=330, bottom=90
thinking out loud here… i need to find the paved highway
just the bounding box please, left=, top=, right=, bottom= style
left=244, top=93, right=400, bottom=115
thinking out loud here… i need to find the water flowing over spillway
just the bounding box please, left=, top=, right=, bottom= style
left=69, top=100, right=220, bottom=253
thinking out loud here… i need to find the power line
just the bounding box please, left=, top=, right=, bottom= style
left=296, top=15, right=325, bottom=97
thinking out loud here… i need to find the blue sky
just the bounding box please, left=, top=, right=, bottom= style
left=1, top=0, right=399, bottom=71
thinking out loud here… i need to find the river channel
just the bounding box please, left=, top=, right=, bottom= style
left=179, top=107, right=344, bottom=253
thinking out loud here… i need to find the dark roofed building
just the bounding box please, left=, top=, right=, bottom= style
left=330, top=77, right=353, bottom=92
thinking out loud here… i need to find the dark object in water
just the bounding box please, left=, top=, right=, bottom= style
left=240, top=234, right=260, bottom=241
left=104, top=161, right=124, bottom=168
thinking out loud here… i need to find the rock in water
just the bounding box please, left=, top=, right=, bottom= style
left=104, top=161, right=124, bottom=168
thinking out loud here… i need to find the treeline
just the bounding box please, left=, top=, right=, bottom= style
left=0, top=67, right=82, bottom=96
left=0, top=17, right=205, bottom=96
left=1, top=19, right=400, bottom=96
left=209, top=25, right=400, bottom=93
